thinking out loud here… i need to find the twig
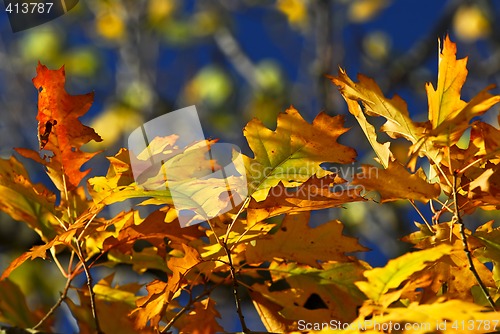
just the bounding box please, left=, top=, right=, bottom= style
left=221, top=240, right=249, bottom=333
left=31, top=274, right=73, bottom=330
left=160, top=284, right=219, bottom=333
left=408, top=199, right=434, bottom=232
left=74, top=241, right=103, bottom=333
left=452, top=172, right=497, bottom=311
left=206, top=218, right=250, bottom=333
left=224, top=196, right=251, bottom=244
left=214, top=27, right=259, bottom=90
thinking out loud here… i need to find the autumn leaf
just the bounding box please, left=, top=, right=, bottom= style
left=403, top=222, right=496, bottom=302
left=339, top=97, right=392, bottom=168
left=246, top=212, right=367, bottom=267
left=358, top=299, right=500, bottom=334
left=426, top=36, right=500, bottom=145
left=249, top=290, right=296, bottom=333
left=251, top=261, right=367, bottom=325
left=0, top=156, right=57, bottom=241
left=247, top=174, right=364, bottom=223
left=330, top=69, right=422, bottom=145
left=133, top=244, right=203, bottom=329
left=355, top=244, right=452, bottom=303
left=244, top=107, right=356, bottom=201
left=352, top=160, right=441, bottom=202
left=16, top=62, right=102, bottom=191
left=174, top=298, right=224, bottom=334
left=0, top=279, right=41, bottom=327
left=66, top=276, right=155, bottom=334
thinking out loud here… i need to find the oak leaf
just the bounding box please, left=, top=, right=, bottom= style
left=403, top=222, right=496, bottom=302
left=358, top=299, right=500, bottom=334
left=355, top=244, right=452, bottom=304
left=245, top=212, right=367, bottom=267
left=0, top=156, right=57, bottom=241
left=174, top=298, right=224, bottom=334
left=426, top=36, right=500, bottom=145
left=133, top=244, right=203, bottom=329
left=330, top=69, right=422, bottom=145
left=251, top=261, right=366, bottom=325
left=247, top=174, right=364, bottom=223
left=244, top=107, right=356, bottom=201
left=16, top=63, right=102, bottom=191
left=352, top=160, right=441, bottom=203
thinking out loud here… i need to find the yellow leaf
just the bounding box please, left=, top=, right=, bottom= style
left=352, top=160, right=441, bottom=203
left=364, top=300, right=500, bottom=334
left=331, top=69, right=422, bottom=144
left=340, top=94, right=392, bottom=168
left=426, top=36, right=500, bottom=145
left=355, top=244, right=452, bottom=303
left=252, top=261, right=367, bottom=325
left=175, top=298, right=224, bottom=334
left=276, top=0, right=309, bottom=28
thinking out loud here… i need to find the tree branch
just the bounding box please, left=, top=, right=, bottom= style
left=452, top=172, right=497, bottom=311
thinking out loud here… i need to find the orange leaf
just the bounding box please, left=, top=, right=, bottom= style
left=247, top=174, right=364, bottom=223
left=175, top=298, right=224, bottom=334
left=352, top=160, right=441, bottom=203
left=133, top=244, right=203, bottom=329
left=16, top=63, right=102, bottom=191
left=246, top=212, right=367, bottom=267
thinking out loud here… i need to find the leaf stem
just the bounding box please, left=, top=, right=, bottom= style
left=452, top=173, right=497, bottom=311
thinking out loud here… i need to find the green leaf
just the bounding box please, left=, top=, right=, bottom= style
left=244, top=107, right=356, bottom=201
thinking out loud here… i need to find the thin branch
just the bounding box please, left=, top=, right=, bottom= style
left=221, top=240, right=249, bottom=333
left=31, top=275, right=73, bottom=331
left=408, top=199, right=434, bottom=232
left=452, top=173, right=497, bottom=311
left=207, top=218, right=250, bottom=333
left=74, top=241, right=103, bottom=333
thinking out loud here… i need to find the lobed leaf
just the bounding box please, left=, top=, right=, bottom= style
left=355, top=244, right=452, bottom=303
left=16, top=63, right=102, bottom=191
left=243, top=106, right=356, bottom=201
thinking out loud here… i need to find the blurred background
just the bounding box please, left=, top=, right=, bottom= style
left=1, top=0, right=500, bottom=332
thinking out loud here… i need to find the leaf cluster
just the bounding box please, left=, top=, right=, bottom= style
left=1, top=37, right=500, bottom=333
